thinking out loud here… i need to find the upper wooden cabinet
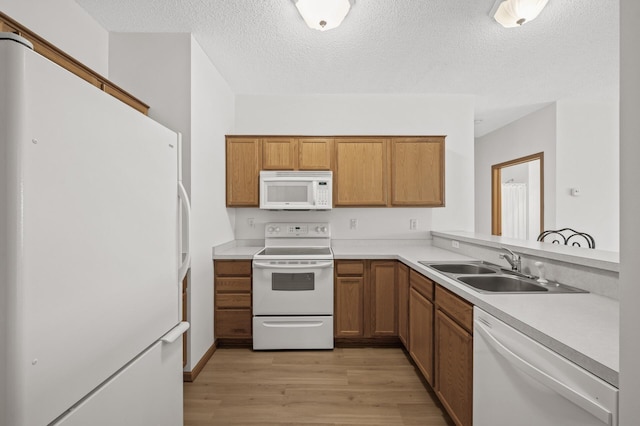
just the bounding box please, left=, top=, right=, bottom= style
left=334, top=136, right=445, bottom=207
left=298, top=138, right=333, bottom=170
left=226, top=137, right=261, bottom=206
left=334, top=138, right=389, bottom=206
left=391, top=137, right=445, bottom=206
left=262, top=137, right=333, bottom=170
left=225, top=135, right=445, bottom=207
left=262, top=138, right=297, bottom=170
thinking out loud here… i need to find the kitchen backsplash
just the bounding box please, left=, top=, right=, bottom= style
left=233, top=208, right=433, bottom=240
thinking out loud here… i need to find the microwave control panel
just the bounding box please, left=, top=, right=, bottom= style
left=315, top=181, right=331, bottom=208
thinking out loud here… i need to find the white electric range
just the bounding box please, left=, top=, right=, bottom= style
left=252, top=222, right=334, bottom=350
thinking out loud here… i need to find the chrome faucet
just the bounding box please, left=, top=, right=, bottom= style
left=499, top=247, right=521, bottom=272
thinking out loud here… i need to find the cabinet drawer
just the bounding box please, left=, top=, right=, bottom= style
left=410, top=270, right=434, bottom=300
left=216, top=293, right=251, bottom=309
left=435, top=286, right=473, bottom=333
left=215, top=260, right=252, bottom=276
left=216, top=277, right=251, bottom=293
left=336, top=261, right=365, bottom=276
left=215, top=309, right=252, bottom=338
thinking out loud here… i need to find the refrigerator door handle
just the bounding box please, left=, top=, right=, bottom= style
left=161, top=321, right=190, bottom=344
left=475, top=320, right=613, bottom=425
left=178, top=180, right=191, bottom=282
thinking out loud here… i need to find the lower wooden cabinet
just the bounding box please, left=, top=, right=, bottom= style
left=334, top=260, right=397, bottom=340
left=408, top=270, right=436, bottom=386
left=397, top=263, right=409, bottom=347
left=434, top=286, right=473, bottom=426
left=214, top=260, right=252, bottom=339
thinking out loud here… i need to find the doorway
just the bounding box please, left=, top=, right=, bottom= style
left=491, top=152, right=544, bottom=240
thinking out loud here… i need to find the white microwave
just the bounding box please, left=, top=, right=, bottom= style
left=259, top=171, right=332, bottom=210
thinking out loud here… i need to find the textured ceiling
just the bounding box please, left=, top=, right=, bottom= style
left=76, top=0, right=619, bottom=136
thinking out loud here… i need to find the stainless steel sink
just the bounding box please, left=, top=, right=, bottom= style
left=419, top=261, right=587, bottom=294
left=458, top=275, right=548, bottom=293
left=427, top=263, right=498, bottom=275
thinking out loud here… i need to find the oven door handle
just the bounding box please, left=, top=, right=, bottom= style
left=253, top=261, right=334, bottom=269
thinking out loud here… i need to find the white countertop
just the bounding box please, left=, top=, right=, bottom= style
left=213, top=238, right=619, bottom=387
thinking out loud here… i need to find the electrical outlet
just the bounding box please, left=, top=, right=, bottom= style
left=350, top=219, right=358, bottom=230
left=247, top=218, right=255, bottom=228
left=410, top=219, right=417, bottom=230
left=452, top=240, right=460, bottom=249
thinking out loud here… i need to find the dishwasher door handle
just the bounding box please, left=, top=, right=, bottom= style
left=475, top=320, right=613, bottom=426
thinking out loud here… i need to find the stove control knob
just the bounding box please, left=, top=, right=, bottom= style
left=316, top=226, right=327, bottom=233
left=267, top=226, right=275, bottom=233
left=274, top=227, right=281, bottom=233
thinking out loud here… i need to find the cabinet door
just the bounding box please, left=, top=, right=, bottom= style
left=391, top=137, right=445, bottom=206
left=215, top=310, right=252, bottom=338
left=226, top=137, right=261, bottom=206
left=335, top=276, right=364, bottom=337
left=298, top=138, right=333, bottom=170
left=435, top=309, right=473, bottom=426
left=397, top=263, right=409, bottom=348
left=335, top=138, right=388, bottom=206
left=369, top=261, right=397, bottom=337
left=409, top=287, right=434, bottom=386
left=262, top=137, right=297, bottom=170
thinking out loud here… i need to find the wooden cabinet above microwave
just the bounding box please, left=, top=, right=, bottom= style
left=225, top=135, right=445, bottom=208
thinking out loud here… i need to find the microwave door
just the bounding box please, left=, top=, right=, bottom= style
left=262, top=180, right=313, bottom=209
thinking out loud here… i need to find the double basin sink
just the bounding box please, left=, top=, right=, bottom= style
left=418, top=261, right=586, bottom=294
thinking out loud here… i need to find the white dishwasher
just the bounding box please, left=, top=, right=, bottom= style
left=473, top=308, right=618, bottom=426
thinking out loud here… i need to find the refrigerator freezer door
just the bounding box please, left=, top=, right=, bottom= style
left=1, top=40, right=180, bottom=425
left=52, top=337, right=184, bottom=426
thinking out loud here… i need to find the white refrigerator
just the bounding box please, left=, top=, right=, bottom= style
left=0, top=34, right=191, bottom=426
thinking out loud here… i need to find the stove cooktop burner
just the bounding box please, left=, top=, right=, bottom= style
left=256, top=247, right=333, bottom=257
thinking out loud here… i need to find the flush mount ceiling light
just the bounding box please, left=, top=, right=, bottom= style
left=492, top=0, right=549, bottom=28
left=293, top=0, right=354, bottom=32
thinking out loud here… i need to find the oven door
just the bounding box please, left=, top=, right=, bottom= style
left=252, top=260, right=334, bottom=315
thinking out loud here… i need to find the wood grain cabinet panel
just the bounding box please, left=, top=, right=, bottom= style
left=335, top=260, right=399, bottom=341
left=409, top=287, right=435, bottom=386
left=397, top=263, right=409, bottom=348
left=298, top=138, right=333, bottom=170
left=262, top=137, right=297, bottom=170
left=435, top=309, right=472, bottom=426
left=369, top=261, right=398, bottom=337
left=391, top=137, right=445, bottom=206
left=435, top=285, right=473, bottom=426
left=214, top=260, right=252, bottom=339
left=226, top=137, right=261, bottom=207
left=334, top=276, right=365, bottom=337
left=334, top=138, right=389, bottom=206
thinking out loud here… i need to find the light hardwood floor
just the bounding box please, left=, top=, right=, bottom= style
left=184, top=347, right=454, bottom=426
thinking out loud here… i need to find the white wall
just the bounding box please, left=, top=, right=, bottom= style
left=475, top=100, right=620, bottom=251
left=619, top=0, right=640, bottom=422
left=234, top=94, right=475, bottom=239
left=108, top=33, right=192, bottom=193
left=108, top=33, right=235, bottom=369
left=556, top=98, right=619, bottom=251
left=475, top=104, right=557, bottom=236
left=0, top=0, right=108, bottom=75
left=188, top=37, right=235, bottom=368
